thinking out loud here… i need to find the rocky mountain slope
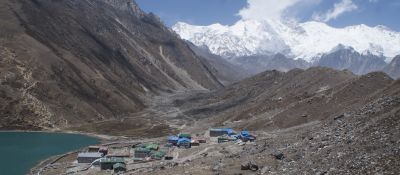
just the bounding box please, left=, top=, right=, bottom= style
left=175, top=67, right=394, bottom=131
left=186, top=42, right=250, bottom=85
left=120, top=67, right=400, bottom=175
left=190, top=42, right=397, bottom=78
left=384, top=55, right=400, bottom=79
left=136, top=82, right=400, bottom=174
left=231, top=53, right=310, bottom=74
left=316, top=45, right=387, bottom=75
left=173, top=19, right=400, bottom=78
left=0, top=0, right=222, bottom=130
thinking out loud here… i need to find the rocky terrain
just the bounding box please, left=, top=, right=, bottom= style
left=186, top=42, right=400, bottom=79
left=1, top=1, right=399, bottom=174
left=175, top=68, right=392, bottom=130
left=384, top=55, right=400, bottom=79
left=316, top=45, right=388, bottom=75
left=119, top=68, right=399, bottom=175
left=230, top=53, right=310, bottom=75
left=0, top=0, right=222, bottom=131
left=129, top=79, right=400, bottom=175
left=34, top=68, right=400, bottom=175
left=187, top=42, right=250, bottom=85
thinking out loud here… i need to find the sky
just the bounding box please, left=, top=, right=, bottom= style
left=136, top=0, right=400, bottom=31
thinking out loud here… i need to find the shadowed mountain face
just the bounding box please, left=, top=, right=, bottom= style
left=231, top=53, right=310, bottom=74
left=186, top=42, right=250, bottom=85
left=316, top=46, right=387, bottom=75
left=0, top=0, right=222, bottom=130
left=191, top=43, right=396, bottom=79
left=384, top=55, right=400, bottom=79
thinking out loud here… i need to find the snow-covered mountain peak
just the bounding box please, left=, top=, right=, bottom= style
left=172, top=20, right=400, bottom=63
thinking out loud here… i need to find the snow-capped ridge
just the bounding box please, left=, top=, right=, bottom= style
left=172, top=19, right=400, bottom=63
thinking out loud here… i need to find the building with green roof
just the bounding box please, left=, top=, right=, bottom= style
left=150, top=150, right=166, bottom=160
left=145, top=143, right=159, bottom=151
left=113, top=163, right=126, bottom=173
left=134, top=147, right=151, bottom=158
left=99, top=157, right=125, bottom=170
left=178, top=133, right=191, bottom=139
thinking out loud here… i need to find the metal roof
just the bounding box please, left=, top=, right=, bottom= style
left=210, top=128, right=233, bottom=132
left=178, top=137, right=191, bottom=143
left=135, top=147, right=151, bottom=153
left=168, top=136, right=179, bottom=141
left=241, top=131, right=250, bottom=136
left=99, top=157, right=125, bottom=163
left=178, top=133, right=191, bottom=138
left=78, top=152, right=103, bottom=158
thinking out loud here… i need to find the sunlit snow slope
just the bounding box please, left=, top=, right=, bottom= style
left=173, top=20, right=400, bottom=62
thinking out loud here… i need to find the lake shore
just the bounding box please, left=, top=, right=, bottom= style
left=0, top=130, right=116, bottom=175
left=3, top=124, right=172, bottom=175
left=0, top=129, right=121, bottom=141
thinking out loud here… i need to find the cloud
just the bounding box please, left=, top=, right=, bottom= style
left=369, top=0, right=379, bottom=3
left=313, top=0, right=358, bottom=22
left=237, top=0, right=302, bottom=20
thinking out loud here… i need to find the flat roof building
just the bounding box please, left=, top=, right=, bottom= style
left=210, top=128, right=235, bottom=137
left=134, top=147, right=151, bottom=158
left=107, top=147, right=130, bottom=158
left=77, top=152, right=104, bottom=163
left=88, top=146, right=100, bottom=152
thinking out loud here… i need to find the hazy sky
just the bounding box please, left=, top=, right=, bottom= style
left=136, top=0, right=400, bottom=31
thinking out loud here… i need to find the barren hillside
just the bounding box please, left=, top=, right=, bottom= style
left=0, top=0, right=222, bottom=130
left=176, top=68, right=394, bottom=131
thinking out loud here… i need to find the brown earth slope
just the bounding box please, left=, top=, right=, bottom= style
left=145, top=79, right=400, bottom=175
left=0, top=0, right=222, bottom=130
left=176, top=67, right=394, bottom=131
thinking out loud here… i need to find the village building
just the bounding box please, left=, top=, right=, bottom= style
left=193, top=136, right=207, bottom=143
left=113, top=163, right=127, bottom=173
left=178, top=133, right=191, bottom=139
left=134, top=147, right=151, bottom=158
left=106, top=147, right=130, bottom=158
left=177, top=138, right=191, bottom=148
left=77, top=152, right=103, bottom=163
left=150, top=150, right=166, bottom=160
left=209, top=128, right=235, bottom=137
left=167, top=136, right=179, bottom=145
left=191, top=140, right=200, bottom=146
left=99, top=157, right=125, bottom=170
left=88, top=146, right=100, bottom=152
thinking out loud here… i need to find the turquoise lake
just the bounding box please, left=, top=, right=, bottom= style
left=0, top=132, right=98, bottom=175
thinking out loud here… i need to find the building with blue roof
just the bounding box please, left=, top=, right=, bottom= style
left=210, top=128, right=236, bottom=137
left=177, top=137, right=191, bottom=148
left=167, top=136, right=179, bottom=145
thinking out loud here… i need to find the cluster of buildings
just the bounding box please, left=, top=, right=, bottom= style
left=210, top=128, right=256, bottom=143
left=133, top=143, right=166, bottom=161
left=167, top=133, right=206, bottom=148
left=75, top=128, right=256, bottom=173
left=76, top=146, right=127, bottom=173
